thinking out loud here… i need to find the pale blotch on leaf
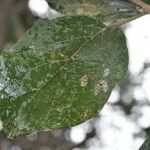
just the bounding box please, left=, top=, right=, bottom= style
left=80, top=74, right=89, bottom=87
left=103, top=68, right=111, bottom=77
left=94, top=80, right=109, bottom=96
left=29, top=45, right=35, bottom=49
left=66, top=3, right=100, bottom=16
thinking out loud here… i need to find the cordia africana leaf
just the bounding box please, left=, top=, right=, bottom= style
left=0, top=16, right=128, bottom=138
left=47, top=0, right=143, bottom=26
left=140, top=136, right=150, bottom=150
left=47, top=0, right=139, bottom=17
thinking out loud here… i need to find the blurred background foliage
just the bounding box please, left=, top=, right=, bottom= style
left=0, top=0, right=36, bottom=50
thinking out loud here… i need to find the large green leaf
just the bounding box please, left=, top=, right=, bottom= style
left=47, top=0, right=139, bottom=17
left=47, top=0, right=142, bottom=26
left=0, top=16, right=128, bottom=138
left=140, top=136, right=150, bottom=150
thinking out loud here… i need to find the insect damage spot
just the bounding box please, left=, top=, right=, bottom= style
left=94, top=80, right=109, bottom=96
left=103, top=68, right=111, bottom=77
left=80, top=74, right=89, bottom=87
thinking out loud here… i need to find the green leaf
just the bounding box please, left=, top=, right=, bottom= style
left=47, top=0, right=139, bottom=17
left=0, top=16, right=128, bottom=138
left=140, top=136, right=150, bottom=150
left=47, top=0, right=142, bottom=26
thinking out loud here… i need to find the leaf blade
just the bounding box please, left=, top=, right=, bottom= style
left=0, top=16, right=128, bottom=138
left=140, top=136, right=150, bottom=150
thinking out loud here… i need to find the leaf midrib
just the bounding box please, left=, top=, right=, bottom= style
left=29, top=27, right=107, bottom=100
left=8, top=26, right=107, bottom=103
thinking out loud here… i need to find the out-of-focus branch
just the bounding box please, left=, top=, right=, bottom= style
left=128, top=0, right=150, bottom=13
left=0, top=0, right=14, bottom=49
left=0, top=0, right=35, bottom=50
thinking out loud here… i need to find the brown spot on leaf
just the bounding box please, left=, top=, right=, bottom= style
left=80, top=110, right=93, bottom=121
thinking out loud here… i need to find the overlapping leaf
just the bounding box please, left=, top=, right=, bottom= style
left=47, top=0, right=139, bottom=20
left=48, top=0, right=138, bottom=14
left=0, top=16, right=128, bottom=138
left=140, top=136, right=150, bottom=150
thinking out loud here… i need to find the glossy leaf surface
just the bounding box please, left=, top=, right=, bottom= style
left=0, top=16, right=128, bottom=138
